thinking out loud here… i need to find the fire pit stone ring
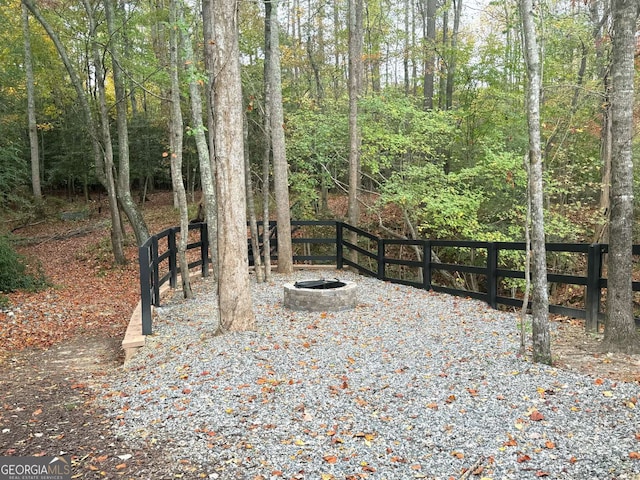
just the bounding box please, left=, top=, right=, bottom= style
left=283, top=279, right=357, bottom=312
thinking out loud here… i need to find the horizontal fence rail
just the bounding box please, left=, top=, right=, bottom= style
left=138, top=220, right=638, bottom=335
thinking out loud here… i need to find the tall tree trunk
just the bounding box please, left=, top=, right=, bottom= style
left=83, top=0, right=127, bottom=265
left=244, top=113, right=263, bottom=282
left=202, top=0, right=219, bottom=280
left=403, top=0, right=410, bottom=95
left=420, top=0, right=436, bottom=110
left=209, top=0, right=255, bottom=332
left=183, top=0, right=217, bottom=281
left=439, top=8, right=448, bottom=110
left=592, top=0, right=611, bottom=243
left=445, top=0, right=462, bottom=110
left=603, top=0, right=640, bottom=354
left=347, top=0, right=363, bottom=256
left=104, top=0, right=150, bottom=247
left=24, top=0, right=125, bottom=264
left=22, top=4, right=41, bottom=202
left=169, top=0, right=192, bottom=299
left=262, top=1, right=273, bottom=282
left=333, top=0, right=342, bottom=99
left=520, top=0, right=551, bottom=365
left=266, top=0, right=293, bottom=274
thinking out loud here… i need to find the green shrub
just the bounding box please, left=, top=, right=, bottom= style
left=0, top=236, right=47, bottom=293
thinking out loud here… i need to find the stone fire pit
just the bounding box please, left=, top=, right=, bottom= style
left=283, top=279, right=357, bottom=312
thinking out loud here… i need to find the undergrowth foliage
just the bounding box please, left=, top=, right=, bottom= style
left=0, top=236, right=47, bottom=300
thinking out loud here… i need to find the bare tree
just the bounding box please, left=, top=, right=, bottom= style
left=208, top=0, right=255, bottom=331
left=603, top=0, right=640, bottom=354
left=519, top=0, right=551, bottom=365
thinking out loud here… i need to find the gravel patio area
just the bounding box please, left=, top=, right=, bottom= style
left=102, top=269, right=640, bottom=479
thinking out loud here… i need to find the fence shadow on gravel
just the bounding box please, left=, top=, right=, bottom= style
left=138, top=220, right=640, bottom=335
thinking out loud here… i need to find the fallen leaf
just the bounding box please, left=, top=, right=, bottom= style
left=603, top=391, right=613, bottom=397
left=629, top=452, right=640, bottom=459
left=323, top=455, right=338, bottom=464
left=115, top=463, right=127, bottom=470
left=530, top=410, right=544, bottom=421
left=32, top=408, right=42, bottom=416
left=594, top=378, right=604, bottom=385
left=545, top=441, right=555, bottom=449
left=503, top=434, right=518, bottom=447
left=517, top=455, right=531, bottom=463
left=535, top=471, right=550, bottom=477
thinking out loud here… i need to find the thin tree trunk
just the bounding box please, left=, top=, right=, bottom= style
left=24, top=0, right=125, bottom=264
left=403, top=0, right=410, bottom=95
left=83, top=0, right=127, bottom=264
left=169, top=0, right=192, bottom=299
left=210, top=0, right=255, bottom=331
left=347, top=0, right=363, bottom=259
left=104, top=0, right=150, bottom=247
left=22, top=4, right=41, bottom=202
left=183, top=0, right=217, bottom=281
left=603, top=0, right=639, bottom=354
left=266, top=0, right=293, bottom=274
left=202, top=0, right=219, bottom=280
left=520, top=0, right=551, bottom=365
left=521, top=154, right=532, bottom=354
left=262, top=1, right=273, bottom=282
left=446, top=0, right=462, bottom=110
left=439, top=9, right=448, bottom=110
left=420, top=0, right=436, bottom=110
left=244, top=113, right=263, bottom=282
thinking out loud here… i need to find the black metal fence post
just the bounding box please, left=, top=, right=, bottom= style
left=336, top=222, right=344, bottom=269
left=423, top=240, right=432, bottom=290
left=151, top=236, right=160, bottom=306
left=487, top=243, right=498, bottom=309
left=168, top=228, right=177, bottom=289
left=200, top=222, right=209, bottom=277
left=377, top=238, right=385, bottom=280
left=586, top=243, right=603, bottom=331
left=139, top=245, right=153, bottom=335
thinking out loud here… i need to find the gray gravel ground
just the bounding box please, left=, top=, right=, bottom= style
left=102, top=269, right=640, bottom=480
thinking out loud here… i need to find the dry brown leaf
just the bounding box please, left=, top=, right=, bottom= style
left=530, top=410, right=545, bottom=421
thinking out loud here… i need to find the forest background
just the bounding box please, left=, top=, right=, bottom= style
left=0, top=0, right=638, bottom=340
